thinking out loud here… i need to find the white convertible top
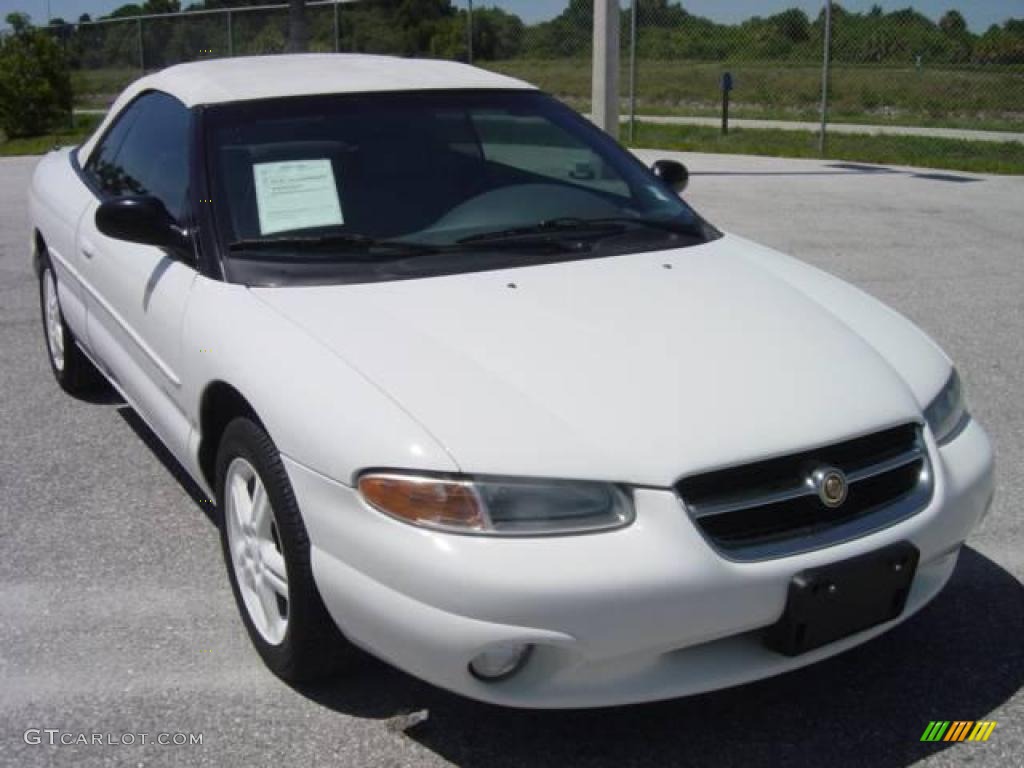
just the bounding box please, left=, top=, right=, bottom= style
left=78, top=54, right=535, bottom=161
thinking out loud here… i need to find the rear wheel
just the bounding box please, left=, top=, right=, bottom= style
left=215, top=417, right=353, bottom=682
left=39, top=255, right=102, bottom=393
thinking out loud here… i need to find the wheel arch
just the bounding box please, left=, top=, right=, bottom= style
left=197, top=380, right=267, bottom=492
left=32, top=229, right=47, bottom=276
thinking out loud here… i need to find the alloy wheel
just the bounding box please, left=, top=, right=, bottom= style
left=43, top=269, right=65, bottom=372
left=224, top=457, right=290, bottom=645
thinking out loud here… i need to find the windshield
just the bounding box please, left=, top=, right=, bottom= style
left=204, top=89, right=720, bottom=285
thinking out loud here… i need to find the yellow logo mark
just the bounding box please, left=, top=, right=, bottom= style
left=921, top=720, right=997, bottom=742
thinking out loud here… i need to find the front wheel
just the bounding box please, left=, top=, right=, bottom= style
left=39, top=257, right=102, bottom=393
left=216, top=417, right=353, bottom=682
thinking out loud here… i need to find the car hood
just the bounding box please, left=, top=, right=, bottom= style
left=252, top=234, right=940, bottom=486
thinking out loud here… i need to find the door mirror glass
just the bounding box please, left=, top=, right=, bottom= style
left=95, top=196, right=189, bottom=254
left=651, top=159, right=689, bottom=193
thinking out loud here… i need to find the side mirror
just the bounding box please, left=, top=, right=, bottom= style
left=95, top=196, right=190, bottom=255
left=651, top=159, right=689, bottom=193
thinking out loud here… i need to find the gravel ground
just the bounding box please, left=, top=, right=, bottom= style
left=1, top=151, right=1021, bottom=768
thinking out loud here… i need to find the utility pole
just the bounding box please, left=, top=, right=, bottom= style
left=819, top=0, right=833, bottom=155
left=287, top=0, right=309, bottom=53
left=592, top=0, right=620, bottom=138
left=137, top=17, right=144, bottom=71
left=466, top=0, right=473, bottom=64
left=628, top=0, right=637, bottom=142
left=333, top=1, right=339, bottom=52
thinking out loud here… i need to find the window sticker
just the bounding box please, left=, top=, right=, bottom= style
left=252, top=159, right=343, bottom=235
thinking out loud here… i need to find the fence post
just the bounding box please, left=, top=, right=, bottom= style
left=227, top=10, right=233, bottom=56
left=628, top=0, right=637, bottom=143
left=466, top=0, right=473, bottom=64
left=333, top=1, right=340, bottom=52
left=137, top=17, right=145, bottom=71
left=819, top=0, right=832, bottom=155
left=592, top=0, right=620, bottom=138
left=721, top=72, right=732, bottom=134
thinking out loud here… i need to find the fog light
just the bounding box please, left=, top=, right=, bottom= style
left=468, top=643, right=533, bottom=681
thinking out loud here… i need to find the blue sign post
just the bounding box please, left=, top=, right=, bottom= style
left=721, top=71, right=734, bottom=135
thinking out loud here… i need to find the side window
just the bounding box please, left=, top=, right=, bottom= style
left=84, top=99, right=146, bottom=196
left=84, top=91, right=192, bottom=221
left=471, top=111, right=629, bottom=198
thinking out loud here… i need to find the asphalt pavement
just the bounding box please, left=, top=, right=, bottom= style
left=1, top=151, right=1022, bottom=767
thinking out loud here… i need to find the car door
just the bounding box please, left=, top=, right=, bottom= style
left=76, top=90, right=198, bottom=460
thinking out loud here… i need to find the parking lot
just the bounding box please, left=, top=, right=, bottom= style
left=1, top=150, right=1021, bottom=767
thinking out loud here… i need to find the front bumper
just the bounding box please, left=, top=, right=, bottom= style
left=285, top=420, right=994, bottom=708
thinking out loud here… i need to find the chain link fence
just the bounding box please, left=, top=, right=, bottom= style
left=479, top=1, right=1024, bottom=137
left=45, top=1, right=1024, bottom=139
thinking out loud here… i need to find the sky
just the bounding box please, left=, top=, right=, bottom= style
left=3, top=0, right=1022, bottom=32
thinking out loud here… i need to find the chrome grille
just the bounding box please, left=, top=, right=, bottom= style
left=676, top=424, right=932, bottom=561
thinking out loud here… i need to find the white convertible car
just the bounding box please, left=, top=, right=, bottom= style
left=29, top=54, right=994, bottom=708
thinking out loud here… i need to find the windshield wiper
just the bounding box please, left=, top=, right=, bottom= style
left=578, top=216, right=702, bottom=235
left=457, top=216, right=699, bottom=245
left=228, top=233, right=439, bottom=259
left=457, top=218, right=625, bottom=245
left=229, top=231, right=585, bottom=262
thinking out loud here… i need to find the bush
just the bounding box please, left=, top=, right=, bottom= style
left=0, top=14, right=73, bottom=139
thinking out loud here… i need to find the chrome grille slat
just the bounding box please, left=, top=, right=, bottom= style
left=689, top=481, right=815, bottom=519
left=846, top=446, right=924, bottom=482
left=676, top=424, right=933, bottom=561
left=691, top=443, right=926, bottom=519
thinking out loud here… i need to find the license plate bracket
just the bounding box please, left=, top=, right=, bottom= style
left=764, top=541, right=919, bottom=656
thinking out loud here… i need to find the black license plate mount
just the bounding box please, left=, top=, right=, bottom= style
left=764, top=541, right=919, bottom=656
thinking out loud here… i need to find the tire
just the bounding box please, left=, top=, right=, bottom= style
left=215, top=417, right=353, bottom=682
left=38, top=253, right=103, bottom=394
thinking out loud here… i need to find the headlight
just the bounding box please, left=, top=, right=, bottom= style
left=924, top=369, right=968, bottom=444
left=357, top=472, right=634, bottom=535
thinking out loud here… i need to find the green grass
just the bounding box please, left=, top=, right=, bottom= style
left=71, top=60, right=1024, bottom=134
left=486, top=58, right=1024, bottom=134
left=0, top=114, right=102, bottom=157
left=9, top=97, right=1018, bottom=174
left=71, top=68, right=142, bottom=108
left=629, top=121, right=1024, bottom=175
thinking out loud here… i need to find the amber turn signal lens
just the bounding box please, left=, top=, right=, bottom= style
left=358, top=474, right=485, bottom=530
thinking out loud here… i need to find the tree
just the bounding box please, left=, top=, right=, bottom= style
left=142, top=0, right=181, bottom=12
left=771, top=8, right=810, bottom=42
left=974, top=18, right=1024, bottom=64
left=5, top=11, right=31, bottom=33
left=48, top=17, right=75, bottom=44
left=107, top=4, right=144, bottom=19
left=395, top=0, right=456, bottom=55
left=287, top=0, right=308, bottom=52
left=471, top=7, right=524, bottom=60
left=939, top=10, right=967, bottom=36
left=0, top=15, right=72, bottom=137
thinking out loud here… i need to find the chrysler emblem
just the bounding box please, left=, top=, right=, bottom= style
left=810, top=466, right=848, bottom=508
